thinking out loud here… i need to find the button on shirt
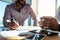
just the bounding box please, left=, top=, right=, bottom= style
left=3, top=3, right=37, bottom=27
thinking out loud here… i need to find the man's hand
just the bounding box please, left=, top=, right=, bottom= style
left=8, top=21, right=18, bottom=30
left=38, top=16, right=59, bottom=31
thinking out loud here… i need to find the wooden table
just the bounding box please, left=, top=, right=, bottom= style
left=0, top=36, right=26, bottom=40
left=0, top=34, right=35, bottom=40
left=42, top=35, right=60, bottom=40
left=5, top=36, right=26, bottom=40
left=0, top=26, right=40, bottom=40
left=0, top=31, right=35, bottom=40
left=1, top=26, right=60, bottom=40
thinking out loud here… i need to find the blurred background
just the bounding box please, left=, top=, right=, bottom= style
left=0, top=0, right=60, bottom=27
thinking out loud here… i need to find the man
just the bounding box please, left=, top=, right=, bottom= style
left=3, top=0, right=37, bottom=30
left=39, top=16, right=59, bottom=31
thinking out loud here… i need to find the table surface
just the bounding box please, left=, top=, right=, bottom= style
left=42, top=35, right=60, bottom=40
left=0, top=26, right=60, bottom=40
left=0, top=26, right=40, bottom=40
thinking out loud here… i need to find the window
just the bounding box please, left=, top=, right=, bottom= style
left=37, top=0, right=56, bottom=21
left=1, top=0, right=12, bottom=3
left=0, top=1, right=10, bottom=27
left=55, top=0, right=60, bottom=23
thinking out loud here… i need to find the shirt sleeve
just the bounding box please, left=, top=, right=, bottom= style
left=28, top=6, right=37, bottom=26
left=3, top=5, right=12, bottom=27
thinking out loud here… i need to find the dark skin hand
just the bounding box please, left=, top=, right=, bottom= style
left=38, top=16, right=59, bottom=31
left=8, top=21, right=18, bottom=30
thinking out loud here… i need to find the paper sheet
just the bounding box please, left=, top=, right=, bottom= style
left=0, top=26, right=41, bottom=37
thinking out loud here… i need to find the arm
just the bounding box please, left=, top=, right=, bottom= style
left=3, top=5, right=12, bottom=27
left=39, top=16, right=59, bottom=31
left=29, top=6, right=37, bottom=26
left=3, top=5, right=18, bottom=30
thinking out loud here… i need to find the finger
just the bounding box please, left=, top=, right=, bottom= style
left=11, top=26, right=18, bottom=30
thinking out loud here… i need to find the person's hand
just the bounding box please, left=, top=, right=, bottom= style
left=8, top=21, right=18, bottom=30
left=38, top=16, right=59, bottom=31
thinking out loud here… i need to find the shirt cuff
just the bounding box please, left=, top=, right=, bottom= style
left=6, top=20, right=11, bottom=22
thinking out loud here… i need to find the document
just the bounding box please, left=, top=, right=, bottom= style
left=0, top=26, right=41, bottom=37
